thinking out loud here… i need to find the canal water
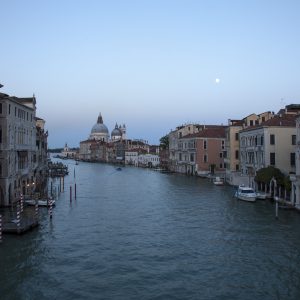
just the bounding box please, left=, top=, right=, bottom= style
left=1, top=160, right=300, bottom=300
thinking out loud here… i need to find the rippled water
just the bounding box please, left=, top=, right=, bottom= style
left=1, top=160, right=300, bottom=300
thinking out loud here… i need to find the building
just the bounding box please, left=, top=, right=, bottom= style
left=0, top=88, right=48, bottom=206
left=239, top=113, right=297, bottom=189
left=225, top=111, right=275, bottom=186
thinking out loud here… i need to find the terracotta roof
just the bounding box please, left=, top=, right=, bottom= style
left=241, top=114, right=297, bottom=131
left=181, top=126, right=227, bottom=139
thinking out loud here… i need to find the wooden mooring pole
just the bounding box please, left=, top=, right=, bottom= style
left=70, top=186, right=72, bottom=202
left=75, top=183, right=77, bottom=199
left=275, top=197, right=279, bottom=219
left=0, top=214, right=2, bottom=243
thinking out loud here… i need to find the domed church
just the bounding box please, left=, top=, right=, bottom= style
left=89, top=113, right=109, bottom=142
left=111, top=123, right=126, bottom=141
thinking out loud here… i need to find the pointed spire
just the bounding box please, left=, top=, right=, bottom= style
left=115, top=122, right=118, bottom=128
left=97, top=113, right=103, bottom=124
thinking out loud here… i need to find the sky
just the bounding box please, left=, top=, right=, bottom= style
left=1, top=0, right=300, bottom=148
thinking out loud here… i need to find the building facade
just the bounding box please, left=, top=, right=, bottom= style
left=0, top=90, right=48, bottom=206
left=239, top=113, right=297, bottom=189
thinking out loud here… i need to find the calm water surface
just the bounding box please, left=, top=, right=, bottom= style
left=1, top=160, right=300, bottom=300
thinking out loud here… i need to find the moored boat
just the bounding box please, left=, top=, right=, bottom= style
left=213, top=177, right=224, bottom=186
left=25, top=199, right=56, bottom=207
left=235, top=185, right=256, bottom=202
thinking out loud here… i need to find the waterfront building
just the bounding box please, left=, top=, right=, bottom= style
left=168, top=124, right=202, bottom=173
left=291, top=115, right=300, bottom=209
left=194, top=126, right=227, bottom=176
left=0, top=88, right=47, bottom=206
left=225, top=111, right=275, bottom=186
left=61, top=143, right=77, bottom=158
left=239, top=112, right=297, bottom=189
left=125, top=150, right=140, bottom=166
left=138, top=153, right=160, bottom=168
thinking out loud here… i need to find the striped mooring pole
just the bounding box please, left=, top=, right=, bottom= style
left=20, top=194, right=24, bottom=213
left=0, top=214, right=2, bottom=243
left=16, top=204, right=21, bottom=234
left=49, top=198, right=53, bottom=219
left=35, top=201, right=39, bottom=222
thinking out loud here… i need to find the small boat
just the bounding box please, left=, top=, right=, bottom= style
left=25, top=199, right=56, bottom=207
left=235, top=185, right=256, bottom=202
left=213, top=177, right=224, bottom=186
left=116, top=167, right=122, bottom=171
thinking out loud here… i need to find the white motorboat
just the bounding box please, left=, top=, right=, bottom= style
left=213, top=177, right=224, bottom=186
left=235, top=185, right=256, bottom=202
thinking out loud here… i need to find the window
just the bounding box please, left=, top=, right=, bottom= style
left=219, top=163, right=223, bottom=168
left=292, top=135, right=296, bottom=145
left=235, top=133, right=239, bottom=141
left=204, top=155, right=207, bottom=163
left=179, top=153, right=182, bottom=161
left=9, top=104, right=11, bottom=114
left=261, top=136, right=264, bottom=145
left=235, top=150, right=239, bottom=159
left=270, top=134, right=275, bottom=145
left=262, top=117, right=265, bottom=122
left=270, top=153, right=275, bottom=165
left=0, top=128, right=2, bottom=143
left=203, top=140, right=207, bottom=149
left=222, top=140, right=225, bottom=149
left=190, top=153, right=194, bottom=162
left=250, top=120, right=254, bottom=126
left=219, top=152, right=223, bottom=158
left=0, top=103, right=2, bottom=114
left=236, top=164, right=239, bottom=171
left=291, top=153, right=295, bottom=166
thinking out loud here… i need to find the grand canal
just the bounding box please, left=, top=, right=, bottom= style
left=1, top=159, right=300, bottom=299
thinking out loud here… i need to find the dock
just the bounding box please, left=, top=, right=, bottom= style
left=1, top=206, right=39, bottom=235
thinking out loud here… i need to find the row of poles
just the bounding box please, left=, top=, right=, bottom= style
left=0, top=167, right=77, bottom=243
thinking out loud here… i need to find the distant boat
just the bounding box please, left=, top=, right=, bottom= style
left=116, top=167, right=122, bottom=171
left=213, top=177, right=224, bottom=186
left=234, top=185, right=256, bottom=202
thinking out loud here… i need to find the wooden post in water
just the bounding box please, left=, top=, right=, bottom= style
left=60, top=176, right=62, bottom=193
left=0, top=214, right=2, bottom=243
left=70, top=186, right=72, bottom=202
left=75, top=183, right=77, bottom=199
left=62, top=176, right=64, bottom=192
left=275, top=197, right=279, bottom=219
left=51, top=181, right=53, bottom=197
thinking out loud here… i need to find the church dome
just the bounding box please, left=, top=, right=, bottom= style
left=90, top=113, right=109, bottom=142
left=111, top=123, right=122, bottom=137
left=91, top=123, right=109, bottom=134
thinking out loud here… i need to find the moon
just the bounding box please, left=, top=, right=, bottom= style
left=215, top=78, right=220, bottom=84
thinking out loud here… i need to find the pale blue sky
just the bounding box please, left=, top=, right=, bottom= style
left=1, top=0, right=300, bottom=147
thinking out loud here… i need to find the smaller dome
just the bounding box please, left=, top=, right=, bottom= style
left=111, top=123, right=122, bottom=137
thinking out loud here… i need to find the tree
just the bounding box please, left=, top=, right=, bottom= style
left=159, top=135, right=169, bottom=149
left=255, top=166, right=284, bottom=184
